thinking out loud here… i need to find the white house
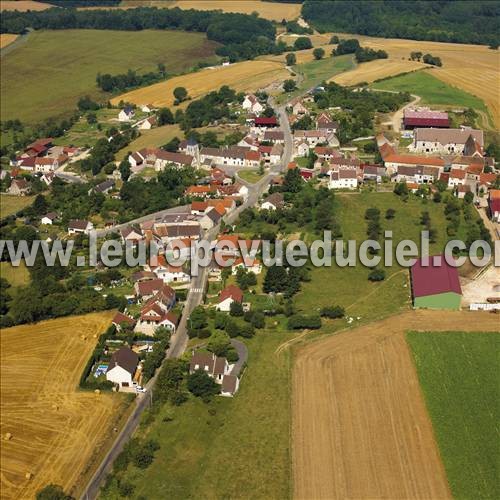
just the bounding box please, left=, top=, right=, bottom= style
left=140, top=104, right=154, bottom=113
left=296, top=141, right=310, bottom=157
left=118, top=107, right=135, bottom=122
left=448, top=168, right=467, bottom=188
left=242, top=94, right=264, bottom=115
left=68, top=219, right=94, bottom=235
left=189, top=352, right=231, bottom=384
left=139, top=116, right=157, bottom=130
left=260, top=192, right=284, bottom=210
left=41, top=212, right=58, bottom=225
left=35, top=157, right=58, bottom=173
left=232, top=256, right=262, bottom=275
left=134, top=305, right=179, bottom=335
left=328, top=169, right=358, bottom=190
left=216, top=285, right=243, bottom=312
left=105, top=347, right=138, bottom=387
left=146, top=255, right=191, bottom=283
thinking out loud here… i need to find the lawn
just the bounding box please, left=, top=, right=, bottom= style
left=115, top=124, right=183, bottom=161
left=0, top=194, right=34, bottom=218
left=0, top=261, right=30, bottom=287
left=238, top=168, right=265, bottom=184
left=406, top=331, right=499, bottom=500
left=102, top=328, right=292, bottom=499
left=1, top=29, right=219, bottom=123
left=371, top=71, right=488, bottom=113
left=294, top=192, right=473, bottom=325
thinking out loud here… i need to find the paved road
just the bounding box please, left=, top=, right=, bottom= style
left=80, top=98, right=293, bottom=500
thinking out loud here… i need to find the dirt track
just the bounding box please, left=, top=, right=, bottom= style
left=292, top=310, right=499, bottom=499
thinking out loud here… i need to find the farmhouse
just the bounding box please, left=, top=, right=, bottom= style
left=362, top=165, right=386, bottom=183
left=216, top=285, right=244, bottom=312
left=35, top=157, right=59, bottom=173
left=106, top=347, right=139, bottom=387
left=410, top=256, right=462, bottom=310
left=403, top=108, right=450, bottom=129
left=68, top=219, right=93, bottom=235
left=410, top=128, right=483, bottom=155
left=155, top=150, right=194, bottom=170
left=7, top=178, right=31, bottom=196
left=295, top=130, right=338, bottom=147
left=244, top=150, right=261, bottom=167
left=263, top=130, right=285, bottom=143
left=139, top=116, right=157, bottom=130
left=291, top=99, right=308, bottom=115
left=316, top=112, right=339, bottom=134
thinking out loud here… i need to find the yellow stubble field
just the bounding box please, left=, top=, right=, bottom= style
left=111, top=60, right=289, bottom=108
left=328, top=34, right=500, bottom=127
left=0, top=1, right=49, bottom=11
left=0, top=311, right=128, bottom=499
left=0, top=34, right=18, bottom=48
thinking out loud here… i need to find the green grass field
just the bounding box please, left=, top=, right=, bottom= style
left=294, top=192, right=474, bottom=325
left=102, top=328, right=292, bottom=499
left=406, top=331, right=499, bottom=500
left=238, top=168, right=265, bottom=184
left=0, top=261, right=30, bottom=287
left=278, top=54, right=355, bottom=103
left=371, top=71, right=488, bottom=113
left=1, top=29, right=218, bottom=123
left=0, top=194, right=34, bottom=218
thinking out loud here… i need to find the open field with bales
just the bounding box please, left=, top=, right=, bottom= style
left=1, top=29, right=219, bottom=123
left=102, top=328, right=292, bottom=499
left=0, top=1, right=49, bottom=11
left=112, top=60, right=289, bottom=108
left=0, top=33, right=18, bottom=48
left=115, top=124, right=183, bottom=161
left=0, top=312, right=129, bottom=500
left=293, top=310, right=500, bottom=499
left=327, top=33, right=499, bottom=128
left=0, top=194, right=35, bottom=218
left=407, top=331, right=499, bottom=500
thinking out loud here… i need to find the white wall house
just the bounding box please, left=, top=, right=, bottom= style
left=105, top=347, right=138, bottom=387
left=242, top=94, right=264, bottom=115
left=68, top=220, right=94, bottom=235
left=328, top=169, right=358, bottom=190
left=118, top=107, right=135, bottom=122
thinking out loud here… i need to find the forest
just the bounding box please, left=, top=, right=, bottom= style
left=0, top=7, right=279, bottom=62
left=301, top=0, right=499, bottom=46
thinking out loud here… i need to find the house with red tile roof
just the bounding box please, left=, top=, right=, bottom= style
left=216, top=285, right=244, bottom=312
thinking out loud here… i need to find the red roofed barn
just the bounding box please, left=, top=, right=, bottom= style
left=410, top=255, right=462, bottom=310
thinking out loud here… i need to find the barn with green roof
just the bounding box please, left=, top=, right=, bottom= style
left=410, top=255, right=462, bottom=310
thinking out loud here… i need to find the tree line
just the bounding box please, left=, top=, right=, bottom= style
left=0, top=6, right=281, bottom=62
left=301, top=0, right=500, bottom=47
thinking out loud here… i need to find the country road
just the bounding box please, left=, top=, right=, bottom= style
left=80, top=97, right=293, bottom=500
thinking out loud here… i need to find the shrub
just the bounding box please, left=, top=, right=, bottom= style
left=368, top=269, right=386, bottom=281
left=320, top=306, right=345, bottom=319
left=287, top=314, right=322, bottom=330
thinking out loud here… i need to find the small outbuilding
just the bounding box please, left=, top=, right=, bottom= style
left=410, top=255, right=462, bottom=310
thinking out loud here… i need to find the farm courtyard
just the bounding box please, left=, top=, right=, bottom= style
left=0, top=311, right=129, bottom=500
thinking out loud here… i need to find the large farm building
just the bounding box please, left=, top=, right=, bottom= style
left=410, top=256, right=462, bottom=310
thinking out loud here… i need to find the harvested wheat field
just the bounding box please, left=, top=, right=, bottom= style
left=0, top=311, right=128, bottom=499
left=112, top=60, right=288, bottom=108
left=293, top=309, right=499, bottom=499
left=0, top=34, right=18, bottom=49
left=0, top=0, right=49, bottom=11
left=331, top=58, right=427, bottom=85
left=329, top=33, right=500, bottom=127
left=171, top=1, right=301, bottom=21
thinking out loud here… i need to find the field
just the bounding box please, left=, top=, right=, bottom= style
left=1, top=29, right=219, bottom=123
left=0, top=311, right=129, bottom=499
left=0, top=1, right=49, bottom=11
left=112, top=60, right=289, bottom=108
left=0, top=261, right=30, bottom=287
left=0, top=33, right=18, bottom=48
left=102, top=328, right=292, bottom=499
left=371, top=71, right=489, bottom=113
left=115, top=124, right=183, bottom=161
left=332, top=59, right=427, bottom=85
left=327, top=33, right=499, bottom=128
left=294, top=192, right=465, bottom=321
left=407, top=331, right=499, bottom=500
left=171, top=0, right=302, bottom=21
left=0, top=194, right=34, bottom=218
left=237, top=168, right=265, bottom=184
left=292, top=310, right=500, bottom=499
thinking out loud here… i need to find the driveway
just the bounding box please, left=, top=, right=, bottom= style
left=230, top=339, right=248, bottom=376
